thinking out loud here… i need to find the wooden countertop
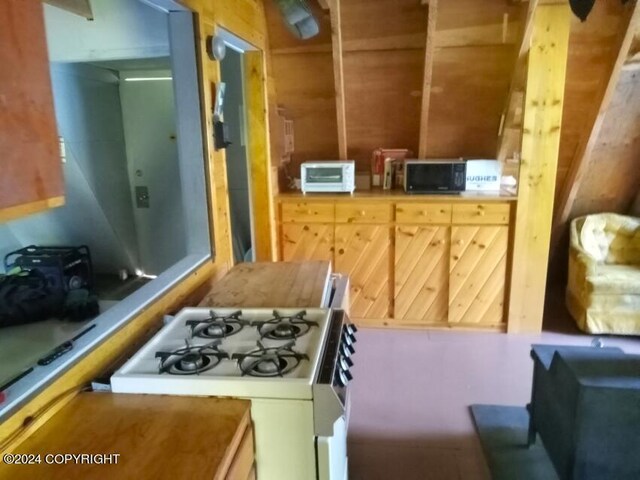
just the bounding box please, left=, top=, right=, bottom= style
left=277, top=190, right=517, bottom=202
left=0, top=393, right=251, bottom=480
left=199, top=261, right=331, bottom=308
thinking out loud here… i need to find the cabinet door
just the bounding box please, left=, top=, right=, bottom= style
left=280, top=224, right=334, bottom=262
left=394, top=226, right=449, bottom=325
left=334, top=225, right=390, bottom=319
left=0, top=0, right=63, bottom=218
left=449, top=226, right=508, bottom=325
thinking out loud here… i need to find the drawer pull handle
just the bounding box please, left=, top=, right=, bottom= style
left=478, top=211, right=485, bottom=216
left=457, top=240, right=464, bottom=246
left=419, top=211, right=426, bottom=216
left=360, top=210, right=366, bottom=216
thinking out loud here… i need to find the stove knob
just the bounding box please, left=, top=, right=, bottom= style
left=337, top=370, right=348, bottom=387
left=339, top=356, right=349, bottom=371
left=340, top=343, right=354, bottom=358
left=343, top=325, right=357, bottom=342
left=341, top=354, right=353, bottom=368
left=343, top=369, right=353, bottom=382
left=342, top=333, right=353, bottom=347
left=346, top=324, right=358, bottom=335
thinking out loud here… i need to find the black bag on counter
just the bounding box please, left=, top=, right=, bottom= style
left=0, top=269, right=66, bottom=328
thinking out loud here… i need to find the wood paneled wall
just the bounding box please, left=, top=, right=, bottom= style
left=265, top=0, right=527, bottom=178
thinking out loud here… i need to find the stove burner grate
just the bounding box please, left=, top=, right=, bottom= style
left=232, top=341, right=308, bottom=377
left=254, top=310, right=318, bottom=340
left=156, top=339, right=229, bottom=375
left=186, top=310, right=249, bottom=339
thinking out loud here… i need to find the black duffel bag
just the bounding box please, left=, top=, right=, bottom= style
left=0, top=269, right=66, bottom=328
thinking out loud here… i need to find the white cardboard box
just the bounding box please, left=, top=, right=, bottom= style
left=465, top=160, right=502, bottom=191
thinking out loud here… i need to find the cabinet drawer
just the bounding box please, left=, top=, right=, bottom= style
left=452, top=203, right=510, bottom=225
left=396, top=203, right=452, bottom=224
left=336, top=202, right=391, bottom=223
left=225, top=425, right=254, bottom=480
left=281, top=202, right=334, bottom=223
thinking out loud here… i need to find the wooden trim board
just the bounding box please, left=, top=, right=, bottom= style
left=244, top=51, right=277, bottom=261
left=0, top=196, right=64, bottom=223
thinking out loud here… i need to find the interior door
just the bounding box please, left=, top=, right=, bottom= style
left=334, top=225, right=390, bottom=319
left=449, top=226, right=508, bottom=325
left=119, top=73, right=186, bottom=275
left=394, top=225, right=449, bottom=324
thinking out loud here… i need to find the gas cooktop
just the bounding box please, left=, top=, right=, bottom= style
left=111, top=308, right=333, bottom=400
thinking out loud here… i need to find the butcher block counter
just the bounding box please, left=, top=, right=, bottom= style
left=0, top=393, right=254, bottom=480
left=199, top=261, right=331, bottom=308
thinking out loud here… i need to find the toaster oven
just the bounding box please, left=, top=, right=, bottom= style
left=301, top=161, right=355, bottom=194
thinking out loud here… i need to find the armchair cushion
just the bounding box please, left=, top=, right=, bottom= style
left=579, top=214, right=640, bottom=265
left=567, top=213, right=640, bottom=335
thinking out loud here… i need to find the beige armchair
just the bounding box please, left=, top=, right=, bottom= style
left=566, top=213, right=640, bottom=335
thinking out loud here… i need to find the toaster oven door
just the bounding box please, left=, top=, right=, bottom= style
left=306, top=167, right=345, bottom=184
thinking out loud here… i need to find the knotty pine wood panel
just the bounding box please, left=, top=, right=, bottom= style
left=280, top=224, right=334, bottom=263
left=0, top=0, right=63, bottom=212
left=281, top=201, right=335, bottom=223
left=427, top=45, right=513, bottom=158
left=451, top=203, right=510, bottom=225
left=396, top=203, right=452, bottom=224
left=343, top=49, right=423, bottom=167
left=335, top=202, right=392, bottom=224
left=394, top=226, right=449, bottom=324
left=449, top=226, right=508, bottom=325
left=334, top=225, right=391, bottom=319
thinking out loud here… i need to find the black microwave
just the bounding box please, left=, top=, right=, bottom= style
left=404, top=159, right=466, bottom=194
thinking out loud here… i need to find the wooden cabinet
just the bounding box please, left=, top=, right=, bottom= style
left=394, top=225, right=449, bottom=325
left=449, top=226, right=508, bottom=326
left=278, top=196, right=513, bottom=330
left=335, top=224, right=391, bottom=319
left=0, top=0, right=64, bottom=221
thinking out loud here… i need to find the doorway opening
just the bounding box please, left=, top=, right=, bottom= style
left=219, top=31, right=256, bottom=264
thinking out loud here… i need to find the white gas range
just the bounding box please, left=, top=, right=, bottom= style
left=111, top=307, right=356, bottom=480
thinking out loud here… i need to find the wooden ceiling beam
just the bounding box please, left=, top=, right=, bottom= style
left=329, top=0, right=347, bottom=160
left=418, top=0, right=437, bottom=157
left=43, top=0, right=93, bottom=20
left=551, top=2, right=640, bottom=247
